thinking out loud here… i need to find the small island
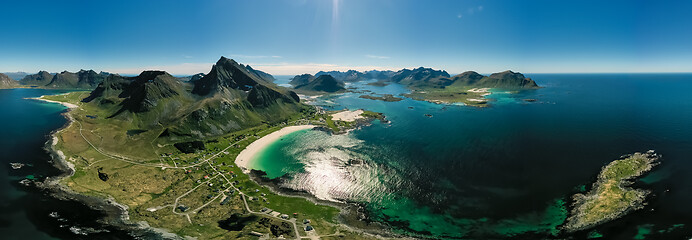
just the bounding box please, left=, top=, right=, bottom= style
left=564, top=151, right=661, bottom=232
left=322, top=109, right=387, bottom=134
left=358, top=94, right=403, bottom=102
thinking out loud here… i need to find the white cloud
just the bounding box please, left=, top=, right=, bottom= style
left=365, top=54, right=390, bottom=59
left=466, top=6, right=484, bottom=15
left=457, top=13, right=463, bottom=19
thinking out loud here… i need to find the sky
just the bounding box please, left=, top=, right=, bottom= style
left=1, top=0, right=691, bottom=75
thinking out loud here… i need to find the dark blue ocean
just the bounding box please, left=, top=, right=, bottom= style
left=256, top=74, right=692, bottom=239
left=0, top=89, right=145, bottom=240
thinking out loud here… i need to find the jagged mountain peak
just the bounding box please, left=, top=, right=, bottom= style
left=192, top=56, right=282, bottom=97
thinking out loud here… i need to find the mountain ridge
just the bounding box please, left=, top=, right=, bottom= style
left=82, top=56, right=307, bottom=140
left=0, top=73, right=18, bottom=88
left=294, top=75, right=346, bottom=93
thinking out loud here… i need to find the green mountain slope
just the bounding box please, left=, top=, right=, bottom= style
left=19, top=71, right=54, bottom=86
left=82, top=57, right=307, bottom=141
left=289, top=74, right=315, bottom=86
left=390, top=67, right=451, bottom=86
left=20, top=70, right=109, bottom=89
left=245, top=65, right=276, bottom=82
left=447, top=70, right=539, bottom=89
left=294, top=75, right=346, bottom=93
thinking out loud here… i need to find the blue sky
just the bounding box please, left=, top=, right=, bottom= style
left=1, top=0, right=691, bottom=75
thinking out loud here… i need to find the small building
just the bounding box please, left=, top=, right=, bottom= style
left=303, top=219, right=311, bottom=224
left=249, top=231, right=264, bottom=237
left=177, top=205, right=189, bottom=212
left=280, top=214, right=289, bottom=219
left=305, top=225, right=314, bottom=231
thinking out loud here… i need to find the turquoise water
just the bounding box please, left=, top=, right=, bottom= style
left=250, top=129, right=315, bottom=178
left=253, top=74, right=692, bottom=239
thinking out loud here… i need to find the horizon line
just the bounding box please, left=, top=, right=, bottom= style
left=4, top=69, right=692, bottom=77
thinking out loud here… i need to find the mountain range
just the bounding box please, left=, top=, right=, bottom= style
left=2, top=72, right=28, bottom=80
left=19, top=70, right=111, bottom=89
left=82, top=57, right=307, bottom=140
left=313, top=70, right=396, bottom=82
left=292, top=68, right=538, bottom=90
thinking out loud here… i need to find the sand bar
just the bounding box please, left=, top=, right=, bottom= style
left=235, top=125, right=316, bottom=172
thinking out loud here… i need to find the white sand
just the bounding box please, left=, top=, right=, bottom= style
left=467, top=88, right=491, bottom=93
left=330, top=109, right=364, bottom=121
left=32, top=96, right=79, bottom=109
left=235, top=125, right=316, bottom=172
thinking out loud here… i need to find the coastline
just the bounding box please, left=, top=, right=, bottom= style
left=235, top=125, right=316, bottom=173
left=33, top=94, right=394, bottom=239
left=34, top=95, right=181, bottom=239
left=29, top=95, right=80, bottom=109
left=236, top=123, right=402, bottom=238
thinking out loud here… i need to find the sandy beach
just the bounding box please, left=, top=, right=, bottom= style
left=235, top=125, right=316, bottom=172
left=31, top=96, right=79, bottom=109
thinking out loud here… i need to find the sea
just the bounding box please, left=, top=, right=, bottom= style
left=1, top=74, right=691, bottom=239
left=253, top=74, right=692, bottom=239
left=0, top=89, right=159, bottom=240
